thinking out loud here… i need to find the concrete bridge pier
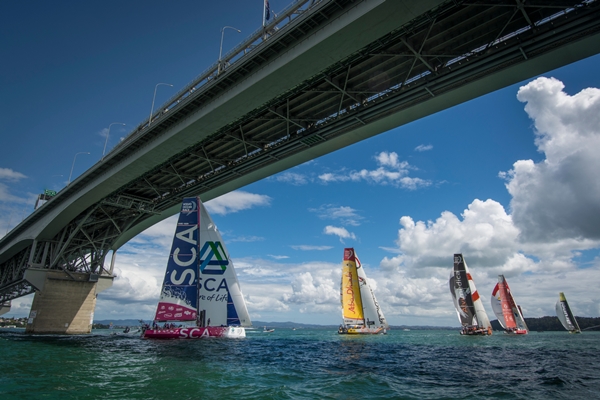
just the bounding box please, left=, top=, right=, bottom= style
left=24, top=269, right=113, bottom=334
left=0, top=301, right=10, bottom=316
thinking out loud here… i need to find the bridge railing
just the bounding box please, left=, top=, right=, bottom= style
left=110, top=0, right=324, bottom=157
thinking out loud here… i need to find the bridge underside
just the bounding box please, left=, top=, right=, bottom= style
left=1, top=0, right=600, bottom=304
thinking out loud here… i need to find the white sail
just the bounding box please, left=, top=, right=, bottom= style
left=463, top=258, right=491, bottom=330
left=197, top=201, right=251, bottom=327
left=516, top=305, right=528, bottom=332
left=355, top=254, right=388, bottom=329
left=556, top=292, right=580, bottom=333
left=490, top=284, right=506, bottom=329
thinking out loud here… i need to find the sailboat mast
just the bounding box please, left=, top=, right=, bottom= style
left=195, top=196, right=202, bottom=328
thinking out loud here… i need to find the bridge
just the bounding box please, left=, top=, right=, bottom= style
left=1, top=0, right=599, bottom=332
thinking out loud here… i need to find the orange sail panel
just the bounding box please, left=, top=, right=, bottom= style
left=341, top=248, right=364, bottom=325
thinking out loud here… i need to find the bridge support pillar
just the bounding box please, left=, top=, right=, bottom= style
left=0, top=301, right=10, bottom=316
left=24, top=269, right=113, bottom=334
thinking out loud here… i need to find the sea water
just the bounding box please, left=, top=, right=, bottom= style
left=1, top=328, right=599, bottom=399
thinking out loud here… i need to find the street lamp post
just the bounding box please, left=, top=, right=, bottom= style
left=218, top=26, right=241, bottom=75
left=102, top=122, right=126, bottom=159
left=68, top=152, right=90, bottom=185
left=149, top=83, right=173, bottom=127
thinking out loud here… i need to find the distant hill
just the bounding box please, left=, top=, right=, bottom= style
left=93, top=319, right=455, bottom=330
left=95, top=317, right=600, bottom=331
left=491, top=316, right=600, bottom=331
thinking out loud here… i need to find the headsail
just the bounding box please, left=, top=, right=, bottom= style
left=490, top=283, right=506, bottom=328
left=197, top=200, right=251, bottom=327
left=355, top=253, right=388, bottom=329
left=449, top=254, right=491, bottom=331
left=154, top=198, right=200, bottom=322
left=341, top=248, right=364, bottom=326
left=556, top=292, right=581, bottom=333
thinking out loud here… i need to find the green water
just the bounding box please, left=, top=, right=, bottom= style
left=1, top=328, right=599, bottom=399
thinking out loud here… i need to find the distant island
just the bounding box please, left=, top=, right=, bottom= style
left=491, top=316, right=600, bottom=332
left=91, top=319, right=456, bottom=330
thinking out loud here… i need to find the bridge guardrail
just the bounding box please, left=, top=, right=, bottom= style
left=112, top=0, right=325, bottom=156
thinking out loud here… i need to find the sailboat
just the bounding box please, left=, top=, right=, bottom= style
left=490, top=275, right=528, bottom=334
left=449, top=254, right=492, bottom=335
left=142, top=197, right=251, bottom=339
left=338, top=248, right=388, bottom=335
left=556, top=292, right=581, bottom=334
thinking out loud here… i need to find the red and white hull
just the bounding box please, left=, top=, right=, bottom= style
left=142, top=326, right=246, bottom=339
left=505, top=328, right=528, bottom=335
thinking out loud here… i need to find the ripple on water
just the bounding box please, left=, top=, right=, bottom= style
left=1, top=329, right=600, bottom=399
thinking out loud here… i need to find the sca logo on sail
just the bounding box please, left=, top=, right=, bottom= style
left=199, top=241, right=229, bottom=275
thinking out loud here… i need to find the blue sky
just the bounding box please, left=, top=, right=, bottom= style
left=2, top=1, right=600, bottom=327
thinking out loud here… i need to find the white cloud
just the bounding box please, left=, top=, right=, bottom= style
left=205, top=190, right=271, bottom=215
left=228, top=235, right=265, bottom=243
left=318, top=151, right=431, bottom=189
left=273, top=171, right=309, bottom=185
left=324, top=225, right=356, bottom=242
left=373, top=78, right=600, bottom=325
left=0, top=167, right=35, bottom=206
left=268, top=254, right=290, bottom=260
left=394, top=199, right=519, bottom=271
left=283, top=271, right=340, bottom=313
left=226, top=257, right=341, bottom=319
left=415, top=144, right=433, bottom=152
left=310, top=204, right=363, bottom=226
left=502, top=77, right=600, bottom=243
left=0, top=168, right=26, bottom=181
left=0, top=183, right=31, bottom=204
left=290, top=245, right=333, bottom=251
left=376, top=151, right=405, bottom=169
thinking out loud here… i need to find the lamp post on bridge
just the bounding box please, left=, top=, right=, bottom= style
left=68, top=152, right=90, bottom=185
left=102, top=122, right=126, bottom=159
left=149, top=83, right=173, bottom=128
left=218, top=26, right=241, bottom=75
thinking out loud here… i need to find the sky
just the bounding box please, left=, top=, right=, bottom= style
left=1, top=1, right=600, bottom=327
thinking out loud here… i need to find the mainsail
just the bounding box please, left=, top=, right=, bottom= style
left=341, top=248, right=364, bottom=326
left=556, top=292, right=581, bottom=333
left=153, top=197, right=250, bottom=327
left=340, top=248, right=387, bottom=333
left=490, top=275, right=528, bottom=333
left=449, top=254, right=492, bottom=334
left=154, top=198, right=200, bottom=322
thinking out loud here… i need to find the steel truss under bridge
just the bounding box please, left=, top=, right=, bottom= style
left=1, top=0, right=599, bottom=303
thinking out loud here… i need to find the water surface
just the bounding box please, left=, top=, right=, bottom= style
left=1, top=328, right=598, bottom=399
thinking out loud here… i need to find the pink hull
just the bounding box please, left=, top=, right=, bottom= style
left=142, top=326, right=245, bottom=339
